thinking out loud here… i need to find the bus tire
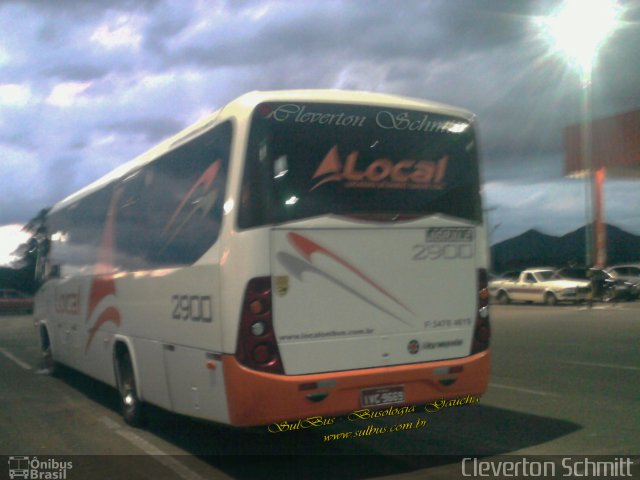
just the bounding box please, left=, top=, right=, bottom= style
left=544, top=292, right=558, bottom=306
left=115, top=346, right=145, bottom=427
left=40, top=326, right=58, bottom=376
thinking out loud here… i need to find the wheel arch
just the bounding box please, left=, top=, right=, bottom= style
left=38, top=320, right=54, bottom=353
left=496, top=289, right=511, bottom=303
left=37, top=319, right=59, bottom=369
left=112, top=335, right=143, bottom=401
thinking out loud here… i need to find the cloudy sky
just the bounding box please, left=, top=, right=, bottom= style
left=1, top=0, right=639, bottom=265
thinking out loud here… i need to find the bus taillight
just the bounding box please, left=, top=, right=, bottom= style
left=472, top=268, right=491, bottom=354
left=236, top=276, right=284, bottom=374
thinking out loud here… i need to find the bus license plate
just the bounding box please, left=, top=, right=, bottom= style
left=360, top=385, right=405, bottom=408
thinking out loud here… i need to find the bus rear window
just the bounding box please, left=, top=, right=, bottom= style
left=238, top=102, right=481, bottom=229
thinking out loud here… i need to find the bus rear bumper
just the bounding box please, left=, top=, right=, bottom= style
left=222, top=349, right=490, bottom=427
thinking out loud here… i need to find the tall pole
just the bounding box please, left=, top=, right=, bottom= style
left=581, top=69, right=594, bottom=267
left=534, top=0, right=622, bottom=267
left=594, top=167, right=607, bottom=267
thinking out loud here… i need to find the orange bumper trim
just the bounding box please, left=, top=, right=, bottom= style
left=222, top=350, right=490, bottom=426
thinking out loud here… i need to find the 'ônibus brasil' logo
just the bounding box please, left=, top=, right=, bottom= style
left=310, top=145, right=448, bottom=191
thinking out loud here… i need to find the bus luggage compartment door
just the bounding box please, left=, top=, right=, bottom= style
left=270, top=220, right=478, bottom=375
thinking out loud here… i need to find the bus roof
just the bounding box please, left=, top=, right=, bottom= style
left=232, top=89, right=474, bottom=119
left=50, top=89, right=475, bottom=213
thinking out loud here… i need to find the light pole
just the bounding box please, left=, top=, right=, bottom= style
left=535, top=0, right=623, bottom=266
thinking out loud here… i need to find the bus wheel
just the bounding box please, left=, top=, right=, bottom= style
left=545, top=292, right=558, bottom=306
left=115, top=348, right=145, bottom=427
left=40, top=327, right=58, bottom=376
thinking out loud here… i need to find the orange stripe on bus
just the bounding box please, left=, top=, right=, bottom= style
left=222, top=350, right=490, bottom=426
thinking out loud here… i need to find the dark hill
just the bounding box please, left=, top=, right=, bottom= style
left=491, top=224, right=640, bottom=272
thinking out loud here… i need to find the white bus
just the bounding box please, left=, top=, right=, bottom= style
left=33, top=90, right=491, bottom=427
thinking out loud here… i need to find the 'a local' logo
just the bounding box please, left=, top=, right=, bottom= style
left=311, top=145, right=448, bottom=191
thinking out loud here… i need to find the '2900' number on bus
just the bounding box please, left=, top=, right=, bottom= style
left=412, top=243, right=473, bottom=261
left=171, top=295, right=212, bottom=322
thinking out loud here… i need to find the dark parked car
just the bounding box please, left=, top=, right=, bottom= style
left=554, top=267, right=639, bottom=302
left=0, top=289, right=34, bottom=314
left=606, top=265, right=640, bottom=284
left=604, top=265, right=640, bottom=301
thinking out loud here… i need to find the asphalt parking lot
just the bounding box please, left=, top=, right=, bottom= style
left=0, top=303, right=638, bottom=479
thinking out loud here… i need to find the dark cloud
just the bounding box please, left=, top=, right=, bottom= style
left=101, top=117, right=185, bottom=143
left=482, top=152, right=564, bottom=184
left=0, top=0, right=639, bottom=245
left=140, top=0, right=639, bottom=181
left=2, top=0, right=162, bottom=19
left=0, top=108, right=41, bottom=150
left=141, top=4, right=194, bottom=56
left=485, top=178, right=640, bottom=244
left=155, top=1, right=537, bottom=70
left=44, top=154, right=83, bottom=201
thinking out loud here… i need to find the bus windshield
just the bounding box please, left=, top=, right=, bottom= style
left=238, top=102, right=481, bottom=228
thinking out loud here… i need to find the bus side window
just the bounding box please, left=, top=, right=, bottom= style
left=128, top=120, right=232, bottom=268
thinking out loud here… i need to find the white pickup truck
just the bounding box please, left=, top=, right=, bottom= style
left=489, top=268, right=591, bottom=305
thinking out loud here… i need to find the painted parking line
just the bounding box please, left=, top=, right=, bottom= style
left=99, top=416, right=230, bottom=480
left=561, top=360, right=640, bottom=372
left=489, top=383, right=560, bottom=397
left=0, top=346, right=32, bottom=370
